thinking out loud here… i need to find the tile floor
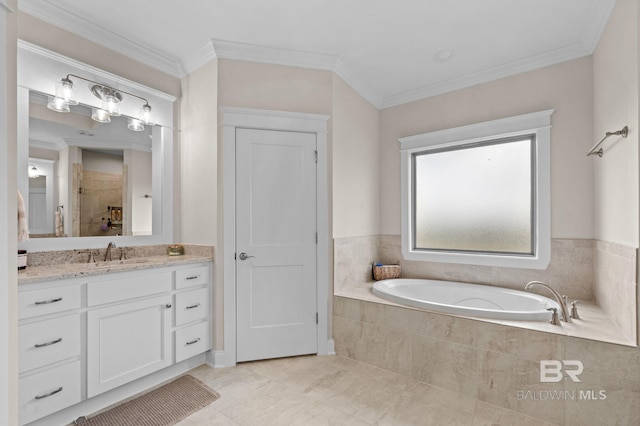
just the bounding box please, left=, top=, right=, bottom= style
left=176, top=355, right=555, bottom=426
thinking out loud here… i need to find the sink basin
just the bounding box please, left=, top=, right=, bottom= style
left=87, top=258, right=152, bottom=268
left=119, top=258, right=152, bottom=265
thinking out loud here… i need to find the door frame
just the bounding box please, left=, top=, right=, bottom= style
left=220, top=106, right=331, bottom=367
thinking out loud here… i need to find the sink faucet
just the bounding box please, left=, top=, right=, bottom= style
left=525, top=281, right=571, bottom=323
left=105, top=242, right=116, bottom=262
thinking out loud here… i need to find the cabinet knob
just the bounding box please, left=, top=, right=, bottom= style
left=165, top=303, right=172, bottom=309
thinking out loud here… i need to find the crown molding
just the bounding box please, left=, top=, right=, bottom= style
left=381, top=40, right=594, bottom=109
left=0, top=0, right=14, bottom=13
left=19, top=0, right=183, bottom=77
left=333, top=60, right=383, bottom=109
left=181, top=40, right=218, bottom=76
left=212, top=39, right=339, bottom=71
left=29, top=138, right=64, bottom=151
left=581, top=0, right=616, bottom=52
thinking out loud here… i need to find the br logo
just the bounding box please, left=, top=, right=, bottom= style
left=539, top=360, right=583, bottom=383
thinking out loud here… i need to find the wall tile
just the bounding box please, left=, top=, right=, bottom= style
left=409, top=310, right=478, bottom=346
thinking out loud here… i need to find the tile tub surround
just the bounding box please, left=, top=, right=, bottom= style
left=335, top=235, right=638, bottom=346
left=18, top=244, right=214, bottom=284
left=333, top=296, right=640, bottom=426
left=594, top=240, right=638, bottom=344
left=336, top=236, right=596, bottom=302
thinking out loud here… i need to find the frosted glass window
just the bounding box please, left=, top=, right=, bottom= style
left=413, top=136, right=534, bottom=254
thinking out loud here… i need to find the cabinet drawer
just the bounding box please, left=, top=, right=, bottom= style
left=175, top=266, right=209, bottom=290
left=18, top=285, right=81, bottom=320
left=175, top=287, right=209, bottom=326
left=19, top=314, right=81, bottom=373
left=175, top=321, right=210, bottom=363
left=87, top=271, right=172, bottom=306
left=19, top=360, right=81, bottom=425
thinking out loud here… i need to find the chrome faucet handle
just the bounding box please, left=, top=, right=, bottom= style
left=547, top=307, right=560, bottom=326
left=570, top=300, right=580, bottom=319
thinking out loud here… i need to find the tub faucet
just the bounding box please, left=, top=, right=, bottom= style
left=104, top=242, right=116, bottom=262
left=524, top=281, right=571, bottom=323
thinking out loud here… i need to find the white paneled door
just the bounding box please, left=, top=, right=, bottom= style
left=236, top=128, right=317, bottom=362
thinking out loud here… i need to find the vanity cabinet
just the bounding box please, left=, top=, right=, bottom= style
left=87, top=294, right=173, bottom=397
left=18, top=262, right=212, bottom=425
left=18, top=284, right=82, bottom=425
left=86, top=270, right=174, bottom=397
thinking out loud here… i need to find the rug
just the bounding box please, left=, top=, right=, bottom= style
left=80, top=375, right=220, bottom=426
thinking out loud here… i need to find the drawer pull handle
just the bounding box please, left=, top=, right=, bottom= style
left=34, top=338, right=63, bottom=348
left=35, top=297, right=63, bottom=305
left=186, top=303, right=201, bottom=310
left=35, top=387, right=63, bottom=400
left=185, top=275, right=201, bottom=280
left=186, top=338, right=201, bottom=345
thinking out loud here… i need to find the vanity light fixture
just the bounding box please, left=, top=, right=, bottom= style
left=46, top=95, right=70, bottom=113
left=55, top=76, right=78, bottom=106
left=91, top=107, right=111, bottom=123
left=127, top=118, right=145, bottom=132
left=47, top=74, right=155, bottom=130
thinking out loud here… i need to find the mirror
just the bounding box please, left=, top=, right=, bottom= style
left=17, top=40, right=175, bottom=251
left=27, top=91, right=153, bottom=238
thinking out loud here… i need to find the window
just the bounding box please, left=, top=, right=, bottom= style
left=400, top=110, right=553, bottom=269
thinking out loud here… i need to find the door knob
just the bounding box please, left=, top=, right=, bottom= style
left=238, top=252, right=255, bottom=261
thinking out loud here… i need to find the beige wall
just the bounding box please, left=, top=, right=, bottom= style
left=179, top=60, right=218, bottom=245
left=593, top=0, right=639, bottom=247
left=17, top=12, right=180, bottom=98
left=331, top=75, right=381, bottom=238
left=217, top=59, right=333, bottom=114
left=380, top=56, right=595, bottom=240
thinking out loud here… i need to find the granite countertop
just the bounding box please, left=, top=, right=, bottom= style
left=18, top=244, right=214, bottom=285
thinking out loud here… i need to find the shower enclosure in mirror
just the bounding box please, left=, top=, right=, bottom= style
left=17, top=40, right=175, bottom=251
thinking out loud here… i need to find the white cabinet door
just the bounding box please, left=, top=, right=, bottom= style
left=87, top=295, right=172, bottom=397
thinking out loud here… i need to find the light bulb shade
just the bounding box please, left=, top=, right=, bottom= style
left=28, top=165, right=40, bottom=179
left=55, top=78, right=78, bottom=105
left=127, top=118, right=145, bottom=131
left=47, top=96, right=70, bottom=113
left=139, top=103, right=154, bottom=125
left=102, top=99, right=121, bottom=116
left=91, top=108, right=111, bottom=123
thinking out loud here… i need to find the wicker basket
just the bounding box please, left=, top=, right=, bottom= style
left=372, top=263, right=401, bottom=281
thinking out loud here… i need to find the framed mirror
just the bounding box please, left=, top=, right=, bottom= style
left=17, top=41, right=175, bottom=251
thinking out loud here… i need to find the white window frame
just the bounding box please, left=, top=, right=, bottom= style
left=399, top=110, right=553, bottom=269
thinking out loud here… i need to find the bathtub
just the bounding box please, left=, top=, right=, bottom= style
left=372, top=278, right=559, bottom=321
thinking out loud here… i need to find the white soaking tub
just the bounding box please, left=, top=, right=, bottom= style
left=372, top=278, right=559, bottom=321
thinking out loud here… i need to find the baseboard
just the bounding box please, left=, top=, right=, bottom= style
left=206, top=350, right=229, bottom=368
left=326, top=339, right=336, bottom=355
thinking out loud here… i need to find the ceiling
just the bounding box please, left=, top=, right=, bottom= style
left=19, top=0, right=616, bottom=109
